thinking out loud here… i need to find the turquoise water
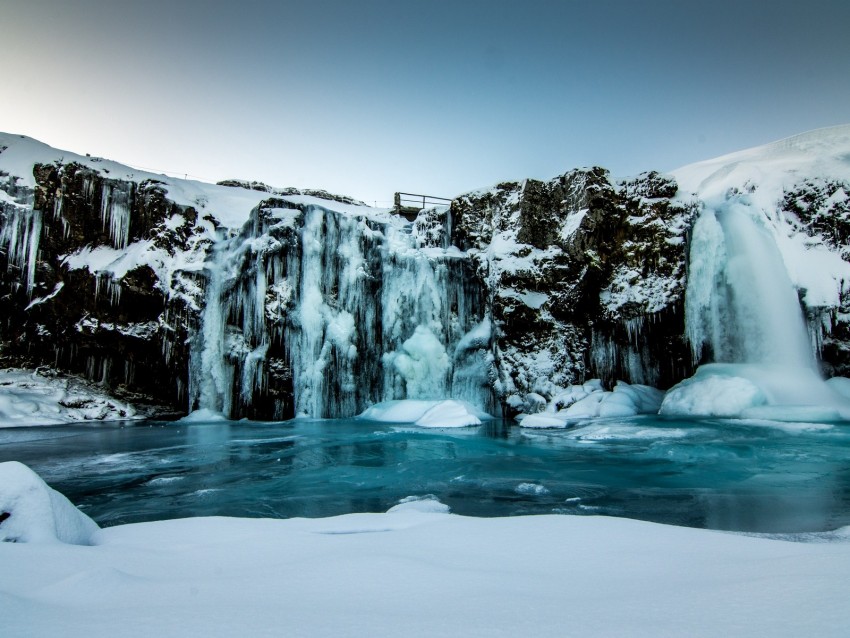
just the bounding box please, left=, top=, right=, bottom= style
left=2, top=415, right=849, bottom=533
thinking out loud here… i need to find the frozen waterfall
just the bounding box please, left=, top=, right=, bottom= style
left=665, top=199, right=848, bottom=418
left=685, top=202, right=816, bottom=369
left=189, top=204, right=496, bottom=420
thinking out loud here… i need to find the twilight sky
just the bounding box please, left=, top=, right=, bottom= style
left=2, top=0, right=849, bottom=205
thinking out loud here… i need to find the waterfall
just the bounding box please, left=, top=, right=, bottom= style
left=685, top=202, right=816, bottom=369
left=189, top=203, right=495, bottom=420
left=666, top=199, right=847, bottom=418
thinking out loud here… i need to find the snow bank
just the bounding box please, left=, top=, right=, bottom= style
left=358, top=399, right=487, bottom=427
left=518, top=380, right=665, bottom=428
left=0, top=499, right=848, bottom=637
left=0, top=132, right=377, bottom=231
left=0, top=461, right=99, bottom=544
left=0, top=368, right=140, bottom=427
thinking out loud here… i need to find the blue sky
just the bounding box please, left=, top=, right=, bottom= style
left=2, top=0, right=849, bottom=205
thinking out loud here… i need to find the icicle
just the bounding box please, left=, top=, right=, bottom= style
left=194, top=238, right=232, bottom=415
left=0, top=207, right=43, bottom=297
left=100, top=182, right=132, bottom=249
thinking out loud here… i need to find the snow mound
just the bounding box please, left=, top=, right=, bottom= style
left=177, top=408, right=230, bottom=423
left=0, top=368, right=140, bottom=427
left=660, top=364, right=850, bottom=420
left=517, top=380, right=664, bottom=428
left=387, top=495, right=451, bottom=514
left=358, top=399, right=487, bottom=427
left=0, top=461, right=99, bottom=545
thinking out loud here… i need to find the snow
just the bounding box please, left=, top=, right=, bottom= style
left=673, top=124, right=850, bottom=325
left=358, top=399, right=487, bottom=427
left=0, top=368, right=141, bottom=426
left=0, top=461, right=100, bottom=544
left=517, top=380, right=664, bottom=428
left=660, top=363, right=850, bottom=420
left=0, top=132, right=377, bottom=231
left=1, top=465, right=849, bottom=638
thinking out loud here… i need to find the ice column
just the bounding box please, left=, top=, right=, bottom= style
left=0, top=207, right=43, bottom=297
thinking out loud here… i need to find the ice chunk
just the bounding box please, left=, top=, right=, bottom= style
left=517, top=380, right=664, bottom=427
left=515, top=483, right=550, bottom=496
left=0, top=461, right=99, bottom=545
left=178, top=408, right=230, bottom=423
left=384, top=326, right=450, bottom=399
left=516, top=413, right=569, bottom=428
left=660, top=368, right=767, bottom=417
left=387, top=495, right=451, bottom=514
left=358, top=399, right=485, bottom=427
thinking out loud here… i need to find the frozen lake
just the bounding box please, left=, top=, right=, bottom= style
left=2, top=415, right=849, bottom=533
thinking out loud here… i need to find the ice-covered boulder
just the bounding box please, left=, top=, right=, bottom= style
left=0, top=461, right=99, bottom=544
left=517, top=380, right=665, bottom=428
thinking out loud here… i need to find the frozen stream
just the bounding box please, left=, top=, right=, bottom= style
left=2, top=415, right=849, bottom=534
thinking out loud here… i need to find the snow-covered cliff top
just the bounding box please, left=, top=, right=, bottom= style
left=672, top=124, right=850, bottom=205
left=0, top=132, right=380, bottom=229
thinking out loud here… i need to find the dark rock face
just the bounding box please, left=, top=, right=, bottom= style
left=0, top=162, right=212, bottom=412
left=447, top=169, right=696, bottom=413
left=782, top=179, right=850, bottom=377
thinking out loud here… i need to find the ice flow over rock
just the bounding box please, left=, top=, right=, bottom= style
left=663, top=195, right=850, bottom=418
left=188, top=204, right=495, bottom=419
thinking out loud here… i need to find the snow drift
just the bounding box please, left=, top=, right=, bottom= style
left=0, top=461, right=99, bottom=544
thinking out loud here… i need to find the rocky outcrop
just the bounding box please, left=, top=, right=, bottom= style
left=443, top=169, right=696, bottom=413
left=0, top=160, right=214, bottom=412
left=782, top=179, right=850, bottom=376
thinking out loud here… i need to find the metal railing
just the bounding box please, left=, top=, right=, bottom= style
left=393, top=192, right=452, bottom=219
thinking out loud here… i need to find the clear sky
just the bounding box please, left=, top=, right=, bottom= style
left=2, top=0, right=849, bottom=205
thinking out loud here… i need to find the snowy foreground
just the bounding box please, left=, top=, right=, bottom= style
left=1, top=463, right=849, bottom=638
